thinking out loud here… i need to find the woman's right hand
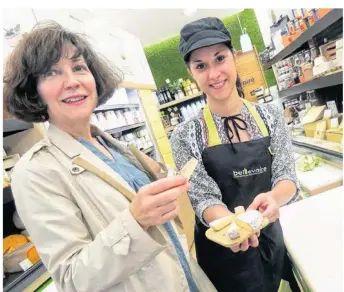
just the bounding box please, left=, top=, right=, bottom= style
left=129, top=176, right=190, bottom=229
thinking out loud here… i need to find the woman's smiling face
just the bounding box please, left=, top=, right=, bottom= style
left=37, top=45, right=98, bottom=126
left=188, top=43, right=238, bottom=102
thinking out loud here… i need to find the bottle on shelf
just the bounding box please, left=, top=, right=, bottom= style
left=191, top=102, right=199, bottom=116
left=156, top=89, right=165, bottom=105
left=180, top=106, right=189, bottom=122
left=165, top=79, right=175, bottom=101
left=196, top=101, right=204, bottom=111
left=165, top=86, right=173, bottom=102
left=178, top=78, right=186, bottom=98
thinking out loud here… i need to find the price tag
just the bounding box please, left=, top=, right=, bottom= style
left=326, top=101, right=338, bottom=117
left=323, top=109, right=332, bottom=119
left=19, top=258, right=33, bottom=271
left=330, top=118, right=339, bottom=129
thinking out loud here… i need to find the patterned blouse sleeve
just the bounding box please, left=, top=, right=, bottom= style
left=170, top=120, right=227, bottom=226
left=266, top=104, right=300, bottom=204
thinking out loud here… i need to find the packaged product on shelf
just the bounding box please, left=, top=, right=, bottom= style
left=178, top=78, right=186, bottom=98
left=156, top=88, right=166, bottom=104
left=170, top=113, right=179, bottom=126
left=117, top=110, right=127, bottom=126
left=131, top=109, right=140, bottom=123
left=104, top=111, right=113, bottom=130
left=180, top=106, right=190, bottom=121
left=95, top=112, right=107, bottom=130
left=191, top=103, right=199, bottom=116
left=165, top=79, right=175, bottom=101
left=292, top=9, right=303, bottom=19
left=196, top=101, right=203, bottom=111
left=326, top=100, right=339, bottom=117
left=301, top=63, right=314, bottom=82
left=186, top=104, right=195, bottom=119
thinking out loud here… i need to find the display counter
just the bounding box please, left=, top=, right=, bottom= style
left=280, top=186, right=343, bottom=292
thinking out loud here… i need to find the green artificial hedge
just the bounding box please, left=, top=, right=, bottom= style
left=144, top=9, right=276, bottom=88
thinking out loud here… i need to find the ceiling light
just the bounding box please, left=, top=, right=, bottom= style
left=183, top=9, right=198, bottom=16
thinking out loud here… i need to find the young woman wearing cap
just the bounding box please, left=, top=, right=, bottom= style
left=171, top=17, right=299, bottom=292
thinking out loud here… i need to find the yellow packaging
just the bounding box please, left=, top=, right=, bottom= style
left=303, top=119, right=328, bottom=138
left=314, top=120, right=327, bottom=140
left=302, top=105, right=326, bottom=125
left=325, top=129, right=343, bottom=143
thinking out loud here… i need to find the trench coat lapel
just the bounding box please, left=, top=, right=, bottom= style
left=47, top=124, right=137, bottom=202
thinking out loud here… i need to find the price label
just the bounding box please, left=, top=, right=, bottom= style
left=19, top=258, right=33, bottom=271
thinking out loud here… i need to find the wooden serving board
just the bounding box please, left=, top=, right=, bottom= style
left=205, top=213, right=269, bottom=248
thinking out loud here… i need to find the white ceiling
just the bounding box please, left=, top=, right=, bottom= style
left=89, top=9, right=244, bottom=46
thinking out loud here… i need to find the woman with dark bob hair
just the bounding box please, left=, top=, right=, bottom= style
left=4, top=22, right=216, bottom=292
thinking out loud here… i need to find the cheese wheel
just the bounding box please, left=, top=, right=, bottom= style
left=3, top=234, right=29, bottom=254
left=26, top=246, right=40, bottom=265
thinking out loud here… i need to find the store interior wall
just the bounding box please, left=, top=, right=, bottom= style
left=144, top=9, right=277, bottom=88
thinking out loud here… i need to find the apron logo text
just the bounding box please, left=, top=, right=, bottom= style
left=233, top=166, right=267, bottom=178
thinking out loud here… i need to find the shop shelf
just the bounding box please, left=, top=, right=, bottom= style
left=263, top=9, right=343, bottom=70
left=292, top=136, right=343, bottom=159
left=105, top=122, right=146, bottom=135
left=3, top=261, right=48, bottom=292
left=279, top=70, right=343, bottom=99
left=142, top=146, right=154, bottom=154
left=94, top=104, right=140, bottom=112
left=3, top=119, right=33, bottom=134
left=159, top=92, right=204, bottom=110
left=165, top=125, right=176, bottom=133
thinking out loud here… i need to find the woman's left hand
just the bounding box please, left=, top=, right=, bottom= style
left=247, top=192, right=280, bottom=223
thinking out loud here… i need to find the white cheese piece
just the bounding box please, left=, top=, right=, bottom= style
left=237, top=210, right=263, bottom=231
left=227, top=222, right=240, bottom=239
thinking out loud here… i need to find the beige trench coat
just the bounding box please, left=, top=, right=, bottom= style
left=11, top=124, right=217, bottom=292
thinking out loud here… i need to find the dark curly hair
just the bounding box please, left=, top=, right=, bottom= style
left=4, top=21, right=123, bottom=123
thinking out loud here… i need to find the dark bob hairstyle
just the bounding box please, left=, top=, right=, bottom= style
left=3, top=21, right=123, bottom=123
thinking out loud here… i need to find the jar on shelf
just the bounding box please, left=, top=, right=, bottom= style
left=299, top=19, right=307, bottom=32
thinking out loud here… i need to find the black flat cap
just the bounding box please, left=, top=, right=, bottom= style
left=179, top=17, right=232, bottom=62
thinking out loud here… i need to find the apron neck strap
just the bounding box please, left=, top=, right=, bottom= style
left=203, top=99, right=269, bottom=147
left=241, top=99, right=269, bottom=137
left=203, top=104, right=222, bottom=147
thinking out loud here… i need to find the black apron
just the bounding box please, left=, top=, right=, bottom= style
left=195, top=100, right=286, bottom=292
